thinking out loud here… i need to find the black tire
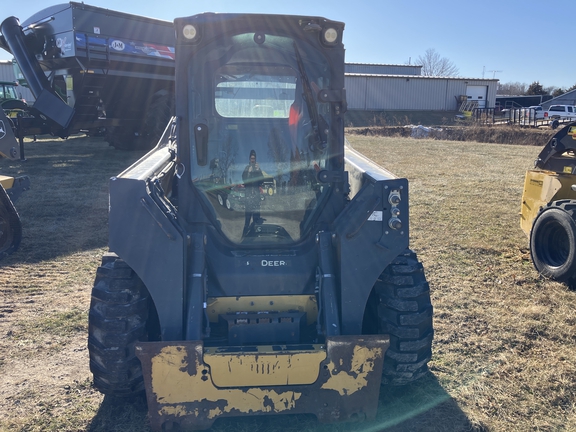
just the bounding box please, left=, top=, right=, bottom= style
left=88, top=253, right=150, bottom=396
left=373, top=249, right=434, bottom=385
left=139, top=91, right=174, bottom=149
left=0, top=186, right=22, bottom=258
left=530, top=200, right=576, bottom=285
left=105, top=91, right=173, bottom=151
left=105, top=126, right=138, bottom=151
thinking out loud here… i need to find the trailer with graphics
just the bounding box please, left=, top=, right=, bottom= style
left=0, top=2, right=175, bottom=150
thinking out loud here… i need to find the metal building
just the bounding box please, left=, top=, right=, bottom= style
left=541, top=90, right=576, bottom=110
left=344, top=63, right=498, bottom=112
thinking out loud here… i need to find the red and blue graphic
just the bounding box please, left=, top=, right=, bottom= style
left=75, top=34, right=175, bottom=60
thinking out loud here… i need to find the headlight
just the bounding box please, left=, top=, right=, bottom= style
left=183, top=24, right=198, bottom=40
left=323, top=28, right=338, bottom=44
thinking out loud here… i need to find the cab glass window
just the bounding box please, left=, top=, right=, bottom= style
left=188, top=33, right=332, bottom=246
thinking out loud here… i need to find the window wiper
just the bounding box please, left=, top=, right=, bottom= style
left=293, top=42, right=327, bottom=152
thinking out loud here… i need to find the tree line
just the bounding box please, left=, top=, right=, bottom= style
left=497, top=81, right=576, bottom=97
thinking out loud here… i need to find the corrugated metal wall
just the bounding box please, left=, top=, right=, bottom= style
left=345, top=63, right=421, bottom=76
left=0, top=60, right=35, bottom=102
left=0, top=61, right=15, bottom=82
left=345, top=74, right=497, bottom=111
left=541, top=90, right=576, bottom=110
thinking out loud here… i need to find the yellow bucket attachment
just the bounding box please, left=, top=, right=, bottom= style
left=135, top=335, right=389, bottom=431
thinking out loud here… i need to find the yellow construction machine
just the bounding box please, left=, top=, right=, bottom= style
left=520, top=121, right=576, bottom=288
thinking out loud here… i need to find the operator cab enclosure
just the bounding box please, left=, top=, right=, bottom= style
left=174, top=14, right=348, bottom=246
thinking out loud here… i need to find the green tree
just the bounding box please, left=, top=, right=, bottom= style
left=567, top=83, right=576, bottom=92
left=552, top=88, right=565, bottom=98
left=526, top=81, right=546, bottom=95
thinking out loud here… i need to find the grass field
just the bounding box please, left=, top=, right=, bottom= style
left=0, top=133, right=575, bottom=431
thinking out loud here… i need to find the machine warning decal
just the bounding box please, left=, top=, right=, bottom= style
left=368, top=211, right=383, bottom=221
left=0, top=121, right=6, bottom=140
left=569, top=126, right=576, bottom=140
left=529, top=179, right=543, bottom=187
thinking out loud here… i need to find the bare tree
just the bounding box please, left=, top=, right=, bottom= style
left=498, top=81, right=574, bottom=96
left=217, top=135, right=238, bottom=184
left=497, top=81, right=528, bottom=95
left=416, top=48, right=459, bottom=77
left=544, top=85, right=559, bottom=96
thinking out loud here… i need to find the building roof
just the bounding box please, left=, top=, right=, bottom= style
left=345, top=72, right=498, bottom=82
left=346, top=62, right=422, bottom=68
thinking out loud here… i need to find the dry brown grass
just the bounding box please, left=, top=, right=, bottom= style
left=0, top=132, right=575, bottom=431
left=351, top=135, right=576, bottom=431
left=347, top=124, right=558, bottom=146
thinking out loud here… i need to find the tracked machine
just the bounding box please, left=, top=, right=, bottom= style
left=521, top=122, right=576, bottom=288
left=88, top=13, right=434, bottom=430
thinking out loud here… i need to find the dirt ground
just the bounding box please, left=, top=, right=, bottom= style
left=0, top=127, right=575, bottom=431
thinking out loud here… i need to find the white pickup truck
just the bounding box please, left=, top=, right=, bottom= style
left=544, top=104, right=576, bottom=120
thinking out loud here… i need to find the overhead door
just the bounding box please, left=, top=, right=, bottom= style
left=466, top=85, right=487, bottom=108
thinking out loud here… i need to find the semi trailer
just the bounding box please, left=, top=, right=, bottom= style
left=0, top=2, right=176, bottom=150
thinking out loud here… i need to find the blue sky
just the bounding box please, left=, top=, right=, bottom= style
left=2, top=0, right=575, bottom=89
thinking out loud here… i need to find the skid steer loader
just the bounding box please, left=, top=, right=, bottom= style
left=88, top=13, right=434, bottom=430
left=520, top=121, right=576, bottom=288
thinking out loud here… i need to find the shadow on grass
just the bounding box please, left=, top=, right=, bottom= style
left=369, top=374, right=486, bottom=432
left=87, top=394, right=150, bottom=432
left=86, top=374, right=482, bottom=432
